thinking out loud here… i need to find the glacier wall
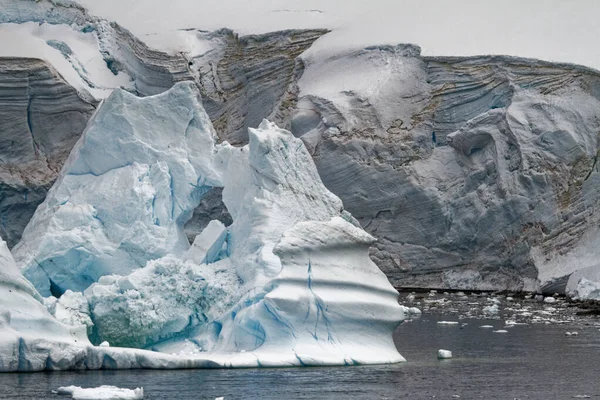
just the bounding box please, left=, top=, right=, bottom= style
left=3, top=1, right=600, bottom=294
left=294, top=46, right=600, bottom=293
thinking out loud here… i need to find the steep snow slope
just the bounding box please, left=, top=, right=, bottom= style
left=15, top=82, right=405, bottom=367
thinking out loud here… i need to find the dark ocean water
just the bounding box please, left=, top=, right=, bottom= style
left=1, top=314, right=599, bottom=400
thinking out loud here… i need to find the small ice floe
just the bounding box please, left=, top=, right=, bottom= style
left=534, top=294, right=544, bottom=301
left=54, top=385, right=143, bottom=399
left=483, top=304, right=499, bottom=314
left=99, top=341, right=110, bottom=347
left=437, top=349, right=452, bottom=359
left=565, top=332, right=579, bottom=336
left=493, top=330, right=508, bottom=333
left=437, top=321, right=459, bottom=325
left=544, top=297, right=556, bottom=304
left=506, top=297, right=514, bottom=301
left=572, top=395, right=591, bottom=398
left=488, top=298, right=501, bottom=305
left=480, top=325, right=494, bottom=328
left=215, top=397, right=225, bottom=400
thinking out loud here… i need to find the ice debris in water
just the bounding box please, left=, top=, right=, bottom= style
left=480, top=325, right=494, bottom=328
left=54, top=385, right=143, bottom=399
left=483, top=304, right=499, bottom=314
left=437, top=321, right=459, bottom=325
left=8, top=82, right=405, bottom=368
left=544, top=297, right=556, bottom=304
left=565, top=332, right=579, bottom=336
left=437, top=349, right=452, bottom=359
left=400, top=305, right=422, bottom=315
left=493, top=330, right=508, bottom=333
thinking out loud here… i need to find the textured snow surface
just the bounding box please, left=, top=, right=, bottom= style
left=74, top=0, right=600, bottom=71
left=11, top=82, right=404, bottom=369
left=55, top=385, right=143, bottom=400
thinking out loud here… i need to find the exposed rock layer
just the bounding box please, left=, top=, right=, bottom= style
left=0, top=58, right=96, bottom=248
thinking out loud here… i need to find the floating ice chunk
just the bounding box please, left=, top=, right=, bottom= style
left=565, top=332, right=579, bottom=336
left=99, top=341, right=110, bottom=347
left=488, top=298, right=501, bottom=305
left=437, top=321, right=459, bottom=325
left=493, top=330, right=508, bottom=333
left=544, top=297, right=556, bottom=304
left=400, top=306, right=422, bottom=315
left=437, top=349, right=452, bottom=359
left=480, top=325, right=494, bottom=328
left=506, top=297, right=514, bottom=301
left=55, top=385, right=143, bottom=399
left=483, top=304, right=499, bottom=314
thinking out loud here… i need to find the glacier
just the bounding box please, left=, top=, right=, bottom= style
left=4, top=0, right=600, bottom=298
left=5, top=82, right=405, bottom=370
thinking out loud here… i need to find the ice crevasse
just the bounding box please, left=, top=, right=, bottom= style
left=5, top=82, right=405, bottom=370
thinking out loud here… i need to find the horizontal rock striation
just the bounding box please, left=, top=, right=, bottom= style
left=295, top=46, right=600, bottom=292
left=4, top=2, right=600, bottom=293
left=0, top=58, right=96, bottom=248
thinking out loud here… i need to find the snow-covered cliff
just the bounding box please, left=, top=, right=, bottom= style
left=3, top=0, right=600, bottom=295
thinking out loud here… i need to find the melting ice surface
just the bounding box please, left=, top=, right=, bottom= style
left=4, top=82, right=405, bottom=370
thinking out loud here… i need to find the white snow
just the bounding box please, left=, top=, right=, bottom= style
left=55, top=385, right=143, bottom=400
left=437, top=349, right=452, bottom=359
left=74, top=0, right=600, bottom=72
left=0, top=22, right=131, bottom=100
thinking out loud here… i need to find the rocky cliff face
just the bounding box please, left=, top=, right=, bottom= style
left=294, top=47, right=600, bottom=292
left=3, top=1, right=600, bottom=293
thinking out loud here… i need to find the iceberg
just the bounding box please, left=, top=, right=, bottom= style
left=9, top=82, right=405, bottom=368
left=13, top=82, right=221, bottom=297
